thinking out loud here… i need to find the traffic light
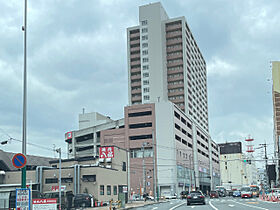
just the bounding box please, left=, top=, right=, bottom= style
left=243, top=159, right=247, bottom=163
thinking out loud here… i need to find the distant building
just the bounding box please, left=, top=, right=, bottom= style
left=219, top=142, right=257, bottom=188
left=272, top=61, right=280, bottom=185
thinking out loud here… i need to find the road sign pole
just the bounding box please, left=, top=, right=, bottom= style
left=21, top=0, right=28, bottom=190
left=21, top=166, right=26, bottom=188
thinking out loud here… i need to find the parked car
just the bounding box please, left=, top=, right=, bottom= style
left=180, top=191, right=189, bottom=199
left=209, top=190, right=219, bottom=198
left=74, top=193, right=94, bottom=208
left=232, top=190, right=241, bottom=197
left=187, top=191, right=205, bottom=205
left=9, top=189, right=42, bottom=209
left=44, top=190, right=74, bottom=209
left=240, top=187, right=253, bottom=198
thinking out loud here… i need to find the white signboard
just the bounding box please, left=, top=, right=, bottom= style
left=33, top=199, right=57, bottom=210
left=16, top=188, right=30, bottom=210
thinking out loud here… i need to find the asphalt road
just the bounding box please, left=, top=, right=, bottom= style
left=134, top=197, right=280, bottom=210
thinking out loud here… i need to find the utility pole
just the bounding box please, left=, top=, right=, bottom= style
left=142, top=143, right=146, bottom=196
left=260, top=142, right=268, bottom=187
left=21, top=0, right=28, bottom=189
left=152, top=130, right=157, bottom=201
left=56, top=148, right=62, bottom=210
left=189, top=154, right=193, bottom=192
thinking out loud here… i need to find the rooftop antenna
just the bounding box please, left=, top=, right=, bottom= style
left=82, top=108, right=85, bottom=114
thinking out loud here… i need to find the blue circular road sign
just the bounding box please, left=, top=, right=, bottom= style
left=12, top=153, right=27, bottom=169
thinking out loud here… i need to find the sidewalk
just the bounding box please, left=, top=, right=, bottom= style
left=85, top=200, right=164, bottom=210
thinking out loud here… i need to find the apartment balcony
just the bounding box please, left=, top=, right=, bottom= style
left=130, top=54, right=140, bottom=59
left=168, top=91, right=184, bottom=97
left=167, top=68, right=184, bottom=75
left=131, top=74, right=141, bottom=80
left=166, top=46, right=183, bottom=53
left=167, top=60, right=184, bottom=68
left=166, top=24, right=182, bottom=32
left=167, top=53, right=183, bottom=60
left=166, top=31, right=182, bottom=38
left=131, top=82, right=141, bottom=87
left=130, top=32, right=140, bottom=38
left=130, top=46, right=140, bottom=52
left=171, top=98, right=185, bottom=104
left=166, top=38, right=182, bottom=46
left=130, top=67, right=141, bottom=73
left=168, top=83, right=184, bottom=89
left=167, top=74, right=184, bottom=82
left=130, top=39, right=140, bottom=45
left=131, top=60, right=141, bottom=66
left=131, top=89, right=142, bottom=94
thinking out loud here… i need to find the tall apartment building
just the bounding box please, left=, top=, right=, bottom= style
left=272, top=61, right=280, bottom=185
left=127, top=2, right=209, bottom=131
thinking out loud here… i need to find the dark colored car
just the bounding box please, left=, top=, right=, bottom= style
left=187, top=191, right=206, bottom=205
left=9, top=190, right=42, bottom=209
left=209, top=190, right=219, bottom=198
left=180, top=191, right=189, bottom=199
left=217, top=190, right=226, bottom=197
left=74, top=193, right=94, bottom=208
left=44, top=190, right=74, bottom=209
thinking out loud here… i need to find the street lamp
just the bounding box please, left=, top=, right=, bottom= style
left=56, top=148, right=62, bottom=210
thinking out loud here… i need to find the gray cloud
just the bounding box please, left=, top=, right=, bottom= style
left=0, top=0, right=279, bottom=160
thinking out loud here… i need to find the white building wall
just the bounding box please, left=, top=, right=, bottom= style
left=155, top=101, right=177, bottom=196
left=139, top=3, right=169, bottom=104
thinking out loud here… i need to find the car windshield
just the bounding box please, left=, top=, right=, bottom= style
left=241, top=187, right=251, bottom=191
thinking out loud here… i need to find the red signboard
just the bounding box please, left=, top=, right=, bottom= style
left=33, top=198, right=57, bottom=204
left=99, top=147, right=114, bottom=158
left=65, top=131, right=72, bottom=139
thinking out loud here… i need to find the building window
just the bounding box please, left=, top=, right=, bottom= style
left=174, top=111, right=180, bottom=120
left=100, top=185, right=104, bottom=195
left=175, top=123, right=180, bottom=131
left=143, top=80, right=149, bottom=85
left=122, top=162, right=126, bottom=171
left=144, top=95, right=150, bottom=100
left=128, top=111, right=152, bottom=117
left=142, top=50, right=148, bottom=55
left=175, top=135, right=181, bottom=141
left=130, top=148, right=153, bottom=158
left=129, top=122, right=152, bottom=129
left=107, top=185, right=111, bottom=195
left=142, top=43, right=148, bottom=48
left=143, top=57, right=149, bottom=63
left=142, top=28, right=148, bottom=33
left=45, top=178, right=58, bottom=184
left=143, top=65, right=149, bottom=70
left=114, top=186, right=117, bottom=195
left=129, top=134, right=152, bottom=140
left=143, top=72, right=149, bottom=77
left=141, top=20, right=148, bottom=25
left=61, top=178, right=73, bottom=183
left=144, top=87, right=149, bottom=93
left=142, top=35, right=148, bottom=40
left=82, top=175, right=96, bottom=182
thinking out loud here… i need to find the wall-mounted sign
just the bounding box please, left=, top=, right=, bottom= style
left=33, top=198, right=57, bottom=210
left=99, top=147, right=114, bottom=158
left=65, top=131, right=72, bottom=139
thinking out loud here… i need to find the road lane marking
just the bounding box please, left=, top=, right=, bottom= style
left=169, top=201, right=185, bottom=210
left=231, top=200, right=269, bottom=210
left=152, top=207, right=158, bottom=210
left=228, top=204, right=235, bottom=207
left=209, top=201, right=219, bottom=210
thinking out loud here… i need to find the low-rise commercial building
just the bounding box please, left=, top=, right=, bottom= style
left=0, top=146, right=128, bottom=206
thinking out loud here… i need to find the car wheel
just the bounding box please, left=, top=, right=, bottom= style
left=187, top=202, right=190, bottom=206
left=203, top=202, right=206, bottom=205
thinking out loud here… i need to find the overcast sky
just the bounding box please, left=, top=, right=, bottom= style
left=0, top=0, right=279, bottom=161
